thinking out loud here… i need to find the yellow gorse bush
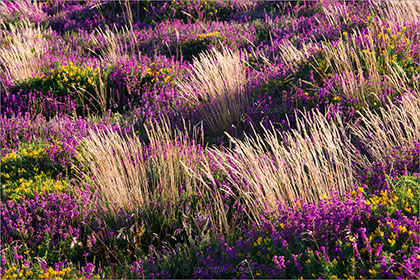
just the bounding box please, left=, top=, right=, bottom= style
left=1, top=146, right=47, bottom=178
left=140, top=65, right=176, bottom=84
left=197, top=31, right=221, bottom=41
left=1, top=265, right=33, bottom=280
left=1, top=143, right=72, bottom=201
left=365, top=184, right=419, bottom=215
left=2, top=173, right=67, bottom=201
left=0, top=264, right=81, bottom=280
left=37, top=266, right=74, bottom=280
left=37, top=62, right=99, bottom=89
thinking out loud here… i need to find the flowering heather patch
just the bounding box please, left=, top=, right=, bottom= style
left=137, top=178, right=419, bottom=279
left=1, top=0, right=419, bottom=279
left=0, top=113, right=126, bottom=155
left=1, top=189, right=92, bottom=249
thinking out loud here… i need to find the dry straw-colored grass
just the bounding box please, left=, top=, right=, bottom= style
left=372, top=0, right=419, bottom=29
left=318, top=29, right=382, bottom=106
left=319, top=28, right=418, bottom=107
left=78, top=119, right=234, bottom=234
left=322, top=0, right=419, bottom=31
left=78, top=120, right=202, bottom=215
left=74, top=67, right=109, bottom=116
left=177, top=47, right=249, bottom=134
left=0, top=20, right=50, bottom=83
left=351, top=91, right=420, bottom=169
left=318, top=0, right=419, bottom=107
left=280, top=40, right=317, bottom=70
left=92, top=24, right=138, bottom=65
left=200, top=109, right=361, bottom=224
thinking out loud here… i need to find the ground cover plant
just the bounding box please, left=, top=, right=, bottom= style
left=1, top=0, right=419, bottom=279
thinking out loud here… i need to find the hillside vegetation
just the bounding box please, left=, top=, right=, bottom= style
left=1, top=0, right=419, bottom=279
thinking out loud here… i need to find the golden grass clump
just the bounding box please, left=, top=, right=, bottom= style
left=0, top=20, right=50, bottom=84
left=0, top=0, right=45, bottom=25
left=177, top=46, right=249, bottom=134
left=200, top=110, right=361, bottom=224
left=77, top=120, right=237, bottom=235
left=77, top=120, right=204, bottom=216
left=351, top=91, right=420, bottom=169
left=92, top=24, right=138, bottom=65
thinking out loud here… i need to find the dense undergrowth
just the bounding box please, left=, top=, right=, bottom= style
left=1, top=0, right=419, bottom=279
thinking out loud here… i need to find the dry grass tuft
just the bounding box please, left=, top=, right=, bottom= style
left=372, top=0, right=419, bottom=30
left=321, top=0, right=351, bottom=28
left=0, top=20, right=50, bottom=83
left=177, top=46, right=249, bottom=134
left=93, top=24, right=138, bottom=65
left=77, top=119, right=236, bottom=235
left=77, top=120, right=203, bottom=216
left=352, top=91, right=420, bottom=168
left=201, top=109, right=360, bottom=224
left=320, top=30, right=383, bottom=107
left=319, top=28, right=418, bottom=107
left=319, top=0, right=419, bottom=107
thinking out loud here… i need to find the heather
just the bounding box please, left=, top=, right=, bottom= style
left=1, top=0, right=419, bottom=279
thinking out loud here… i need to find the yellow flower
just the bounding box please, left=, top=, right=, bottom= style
left=399, top=225, right=407, bottom=233
left=407, top=188, right=413, bottom=198
left=369, top=269, right=377, bottom=276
